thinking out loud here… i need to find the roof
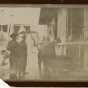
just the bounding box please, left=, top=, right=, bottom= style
left=39, top=8, right=58, bottom=25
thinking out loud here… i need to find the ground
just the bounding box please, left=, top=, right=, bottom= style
left=0, top=45, right=87, bottom=81
left=1, top=54, right=88, bottom=81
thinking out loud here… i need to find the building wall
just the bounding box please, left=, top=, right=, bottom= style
left=83, top=8, right=88, bottom=40
left=0, top=25, right=10, bottom=50
left=47, top=17, right=56, bottom=40
left=57, top=8, right=67, bottom=43
left=82, top=8, right=88, bottom=70
left=67, top=8, right=84, bottom=41
left=55, top=8, right=68, bottom=56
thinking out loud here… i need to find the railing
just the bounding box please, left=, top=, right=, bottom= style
left=56, top=41, right=88, bottom=71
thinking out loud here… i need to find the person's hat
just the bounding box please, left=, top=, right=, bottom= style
left=18, top=26, right=26, bottom=34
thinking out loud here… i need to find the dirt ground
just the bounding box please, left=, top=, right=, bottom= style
left=1, top=55, right=88, bottom=81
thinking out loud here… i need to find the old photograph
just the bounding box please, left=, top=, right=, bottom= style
left=0, top=5, right=88, bottom=81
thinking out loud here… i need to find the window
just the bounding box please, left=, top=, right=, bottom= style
left=2, top=25, right=8, bottom=32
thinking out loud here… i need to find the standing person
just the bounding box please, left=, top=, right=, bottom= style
left=31, top=32, right=39, bottom=79
left=25, top=27, right=34, bottom=75
left=15, top=32, right=27, bottom=79
left=25, top=28, right=39, bottom=79
left=7, top=33, right=18, bottom=80
left=38, top=35, right=56, bottom=78
left=7, top=31, right=27, bottom=80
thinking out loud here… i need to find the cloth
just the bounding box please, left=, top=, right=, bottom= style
left=26, top=34, right=39, bottom=79
left=7, top=40, right=27, bottom=74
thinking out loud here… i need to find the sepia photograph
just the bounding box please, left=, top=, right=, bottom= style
left=0, top=5, right=88, bottom=81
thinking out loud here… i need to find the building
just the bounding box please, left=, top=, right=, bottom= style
left=39, top=7, right=84, bottom=42
left=39, top=7, right=88, bottom=71
left=39, top=8, right=58, bottom=40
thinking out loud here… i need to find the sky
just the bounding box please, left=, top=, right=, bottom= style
left=0, top=7, right=40, bottom=25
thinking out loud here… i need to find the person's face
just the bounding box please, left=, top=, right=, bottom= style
left=16, top=36, right=23, bottom=43
left=26, top=29, right=30, bottom=33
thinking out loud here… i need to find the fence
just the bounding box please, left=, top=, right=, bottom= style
left=56, top=41, right=88, bottom=71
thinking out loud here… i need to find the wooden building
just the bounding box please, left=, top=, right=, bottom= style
left=39, top=7, right=88, bottom=72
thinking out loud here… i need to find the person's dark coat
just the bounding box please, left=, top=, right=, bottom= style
left=7, top=39, right=27, bottom=74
